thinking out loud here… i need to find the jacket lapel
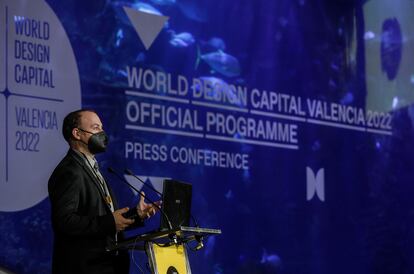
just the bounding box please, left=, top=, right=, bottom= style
left=68, top=150, right=112, bottom=211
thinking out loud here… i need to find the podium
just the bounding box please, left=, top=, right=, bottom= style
left=107, top=226, right=221, bottom=274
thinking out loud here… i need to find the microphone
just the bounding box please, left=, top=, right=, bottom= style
left=107, top=167, right=173, bottom=231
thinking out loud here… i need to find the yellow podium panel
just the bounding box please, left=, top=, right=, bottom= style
left=147, top=242, right=192, bottom=274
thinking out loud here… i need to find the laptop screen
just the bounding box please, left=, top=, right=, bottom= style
left=159, top=179, right=192, bottom=230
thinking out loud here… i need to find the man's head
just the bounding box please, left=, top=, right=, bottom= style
left=62, top=109, right=108, bottom=155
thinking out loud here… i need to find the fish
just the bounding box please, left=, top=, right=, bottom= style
left=177, top=0, right=208, bottom=22
left=112, top=1, right=163, bottom=15
left=150, top=0, right=176, bottom=6
left=340, top=92, right=354, bottom=105
left=192, top=76, right=245, bottom=107
left=201, top=37, right=226, bottom=51
left=131, top=2, right=163, bottom=15
left=135, top=52, right=146, bottom=63
left=260, top=249, right=282, bottom=267
left=115, top=28, right=124, bottom=47
left=392, top=97, right=399, bottom=109
left=364, top=31, right=376, bottom=40
left=169, top=31, right=195, bottom=47
left=225, top=190, right=233, bottom=199
left=196, top=48, right=241, bottom=78
left=204, top=236, right=216, bottom=256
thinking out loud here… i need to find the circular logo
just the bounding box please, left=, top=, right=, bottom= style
left=0, top=0, right=81, bottom=211
left=167, top=266, right=179, bottom=274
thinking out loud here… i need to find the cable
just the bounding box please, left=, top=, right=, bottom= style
left=130, top=236, right=145, bottom=274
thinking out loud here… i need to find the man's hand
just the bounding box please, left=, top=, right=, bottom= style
left=113, top=207, right=135, bottom=232
left=137, top=192, right=161, bottom=219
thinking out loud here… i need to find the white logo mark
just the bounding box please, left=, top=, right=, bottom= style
left=306, top=167, right=325, bottom=202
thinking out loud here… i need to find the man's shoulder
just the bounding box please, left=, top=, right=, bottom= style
left=58, top=149, right=82, bottom=166
left=47, top=150, right=89, bottom=197
left=49, top=150, right=84, bottom=179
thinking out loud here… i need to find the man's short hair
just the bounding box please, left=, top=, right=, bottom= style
left=62, top=109, right=96, bottom=143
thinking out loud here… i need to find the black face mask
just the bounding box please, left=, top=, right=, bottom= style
left=77, top=128, right=109, bottom=154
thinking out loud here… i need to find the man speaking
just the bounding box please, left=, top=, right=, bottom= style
left=48, top=109, right=158, bottom=274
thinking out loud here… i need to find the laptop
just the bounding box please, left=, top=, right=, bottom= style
left=159, top=179, right=192, bottom=230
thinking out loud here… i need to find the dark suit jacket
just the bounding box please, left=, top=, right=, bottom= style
left=48, top=149, right=141, bottom=274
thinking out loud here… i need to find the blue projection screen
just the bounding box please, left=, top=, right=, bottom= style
left=1, top=0, right=414, bottom=273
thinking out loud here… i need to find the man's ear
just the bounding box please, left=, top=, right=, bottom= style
left=72, top=128, right=81, bottom=141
